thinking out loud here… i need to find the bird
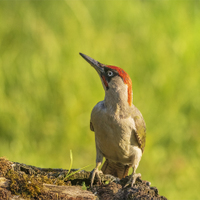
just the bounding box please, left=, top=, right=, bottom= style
left=79, top=53, right=146, bottom=187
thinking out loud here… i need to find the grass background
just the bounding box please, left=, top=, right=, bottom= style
left=0, top=1, right=200, bottom=199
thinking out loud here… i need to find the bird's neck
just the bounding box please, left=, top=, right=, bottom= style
left=104, top=86, right=132, bottom=117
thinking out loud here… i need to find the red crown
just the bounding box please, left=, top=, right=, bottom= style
left=107, top=65, right=132, bottom=106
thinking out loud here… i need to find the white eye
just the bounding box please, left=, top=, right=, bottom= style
left=107, top=71, right=113, bottom=77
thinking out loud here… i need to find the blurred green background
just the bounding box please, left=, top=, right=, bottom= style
left=0, top=1, right=200, bottom=199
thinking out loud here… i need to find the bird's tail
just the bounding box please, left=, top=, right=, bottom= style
left=101, top=159, right=131, bottom=179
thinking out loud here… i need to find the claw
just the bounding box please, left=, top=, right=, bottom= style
left=124, top=173, right=141, bottom=188
left=91, top=168, right=103, bottom=187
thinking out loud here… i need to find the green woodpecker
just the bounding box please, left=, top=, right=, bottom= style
left=80, top=53, right=146, bottom=187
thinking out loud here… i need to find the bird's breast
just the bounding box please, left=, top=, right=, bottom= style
left=91, top=101, right=138, bottom=164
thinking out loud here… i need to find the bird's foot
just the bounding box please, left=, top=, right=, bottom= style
left=103, top=174, right=120, bottom=184
left=124, top=173, right=141, bottom=188
left=91, top=168, right=103, bottom=187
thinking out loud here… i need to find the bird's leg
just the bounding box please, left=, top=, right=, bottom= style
left=91, top=162, right=102, bottom=187
left=91, top=146, right=103, bottom=187
left=124, top=166, right=141, bottom=187
left=124, top=150, right=142, bottom=187
left=131, top=167, right=141, bottom=187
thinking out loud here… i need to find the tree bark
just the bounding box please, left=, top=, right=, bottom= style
left=0, top=157, right=167, bottom=200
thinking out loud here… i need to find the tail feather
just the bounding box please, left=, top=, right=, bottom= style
left=101, top=159, right=131, bottom=179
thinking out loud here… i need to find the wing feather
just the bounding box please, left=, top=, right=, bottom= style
left=132, top=106, right=146, bottom=152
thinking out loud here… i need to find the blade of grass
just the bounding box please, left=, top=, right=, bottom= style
left=64, top=164, right=92, bottom=180
left=64, top=150, right=92, bottom=180
left=66, top=149, right=73, bottom=177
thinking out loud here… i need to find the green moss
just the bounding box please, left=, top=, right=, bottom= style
left=0, top=157, right=71, bottom=198
left=7, top=170, right=42, bottom=198
left=0, top=157, right=12, bottom=176
left=5, top=169, right=71, bottom=198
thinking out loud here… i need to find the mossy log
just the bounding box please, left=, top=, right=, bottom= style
left=0, top=157, right=167, bottom=200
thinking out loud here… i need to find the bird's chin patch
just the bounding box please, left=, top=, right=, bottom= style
left=101, top=75, right=109, bottom=90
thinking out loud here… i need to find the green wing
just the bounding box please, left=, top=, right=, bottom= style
left=132, top=106, right=146, bottom=152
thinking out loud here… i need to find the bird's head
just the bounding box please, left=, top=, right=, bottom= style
left=80, top=53, right=133, bottom=107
